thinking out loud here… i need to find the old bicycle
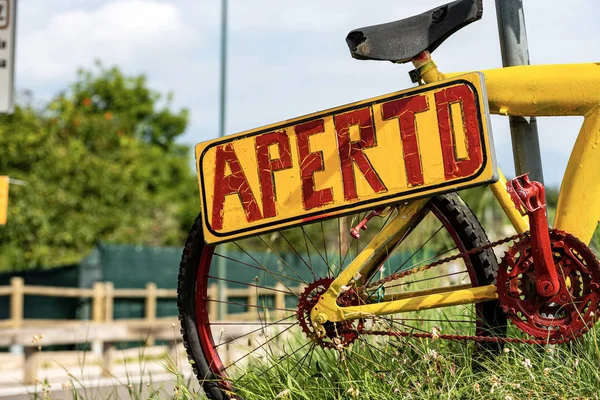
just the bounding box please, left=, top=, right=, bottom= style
left=177, top=0, right=600, bottom=398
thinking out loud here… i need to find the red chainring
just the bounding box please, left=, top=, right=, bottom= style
left=297, top=278, right=363, bottom=349
left=497, top=229, right=600, bottom=339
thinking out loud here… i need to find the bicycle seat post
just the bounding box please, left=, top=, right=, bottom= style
left=409, top=51, right=444, bottom=84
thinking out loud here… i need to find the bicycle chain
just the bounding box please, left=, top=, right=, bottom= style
left=348, top=231, right=589, bottom=345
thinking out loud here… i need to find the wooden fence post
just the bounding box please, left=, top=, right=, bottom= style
left=23, top=346, right=38, bottom=384
left=92, top=282, right=105, bottom=322
left=274, top=283, right=286, bottom=320
left=102, top=341, right=115, bottom=377
left=247, top=285, right=257, bottom=321
left=10, top=277, right=24, bottom=328
left=91, top=282, right=105, bottom=355
left=145, top=282, right=157, bottom=345
left=104, top=282, right=114, bottom=322
left=208, top=283, right=219, bottom=321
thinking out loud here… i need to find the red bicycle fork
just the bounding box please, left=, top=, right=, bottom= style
left=506, top=174, right=560, bottom=297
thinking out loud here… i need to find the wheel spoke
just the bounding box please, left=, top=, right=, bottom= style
left=320, top=221, right=332, bottom=277
left=256, top=340, right=314, bottom=377
left=392, top=224, right=444, bottom=275
left=257, top=236, right=309, bottom=285
left=206, top=322, right=297, bottom=326
left=224, top=322, right=299, bottom=370
left=291, top=342, right=317, bottom=378
left=302, top=225, right=331, bottom=276
left=206, top=299, right=295, bottom=314
left=232, top=243, right=301, bottom=297
left=300, top=226, right=318, bottom=280
left=213, top=314, right=298, bottom=348
left=214, top=252, right=305, bottom=285
left=207, top=275, right=295, bottom=295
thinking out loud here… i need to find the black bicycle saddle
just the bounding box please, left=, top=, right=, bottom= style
left=346, top=0, right=483, bottom=63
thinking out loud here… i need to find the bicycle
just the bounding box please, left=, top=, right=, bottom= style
left=177, top=0, right=600, bottom=398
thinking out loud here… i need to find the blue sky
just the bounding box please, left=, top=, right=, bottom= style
left=15, top=0, right=600, bottom=187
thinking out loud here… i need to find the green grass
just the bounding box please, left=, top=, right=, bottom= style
left=211, top=327, right=600, bottom=400
left=26, top=324, right=600, bottom=399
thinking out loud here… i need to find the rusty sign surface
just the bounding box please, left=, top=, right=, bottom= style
left=196, top=72, right=496, bottom=244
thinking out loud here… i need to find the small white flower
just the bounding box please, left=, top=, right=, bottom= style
left=505, top=395, right=513, bottom=400
left=431, top=326, right=441, bottom=340
left=275, top=389, right=291, bottom=398
left=31, top=334, right=44, bottom=344
left=543, top=367, right=550, bottom=376
left=574, top=358, right=580, bottom=368
left=522, top=358, right=532, bottom=369
left=503, top=347, right=511, bottom=353
left=347, top=386, right=360, bottom=398
left=490, top=383, right=499, bottom=394
left=424, top=348, right=438, bottom=360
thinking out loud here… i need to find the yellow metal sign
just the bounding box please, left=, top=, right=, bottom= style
left=196, top=73, right=496, bottom=244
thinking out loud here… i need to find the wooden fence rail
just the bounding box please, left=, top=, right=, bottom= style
left=0, top=277, right=304, bottom=384
left=0, top=277, right=304, bottom=329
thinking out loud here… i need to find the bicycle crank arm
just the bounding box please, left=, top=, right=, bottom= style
left=506, top=174, right=560, bottom=297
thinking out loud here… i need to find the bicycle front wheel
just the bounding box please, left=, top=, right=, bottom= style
left=178, top=193, right=505, bottom=399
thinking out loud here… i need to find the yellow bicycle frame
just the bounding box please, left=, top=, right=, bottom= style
left=311, top=56, right=600, bottom=327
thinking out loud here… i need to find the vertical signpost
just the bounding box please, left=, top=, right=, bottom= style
left=495, top=0, right=544, bottom=183
left=0, top=0, right=15, bottom=114
left=216, top=0, right=228, bottom=320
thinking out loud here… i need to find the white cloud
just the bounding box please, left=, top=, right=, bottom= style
left=18, top=0, right=195, bottom=83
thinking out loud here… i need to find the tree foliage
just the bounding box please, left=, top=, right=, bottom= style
left=0, top=65, right=198, bottom=271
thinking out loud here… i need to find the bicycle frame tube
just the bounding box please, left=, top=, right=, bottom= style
left=490, top=168, right=529, bottom=233
left=484, top=64, right=600, bottom=244
left=421, top=56, right=600, bottom=244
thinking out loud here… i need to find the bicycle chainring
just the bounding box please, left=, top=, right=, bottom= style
left=497, top=229, right=600, bottom=340
left=297, top=278, right=363, bottom=349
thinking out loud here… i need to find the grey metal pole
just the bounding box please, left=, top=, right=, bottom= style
left=216, top=0, right=228, bottom=320
left=495, top=0, right=544, bottom=184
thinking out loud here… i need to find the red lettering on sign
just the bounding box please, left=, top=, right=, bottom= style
left=435, top=85, right=483, bottom=179
left=381, top=94, right=429, bottom=186
left=255, top=131, right=293, bottom=218
left=334, top=107, right=387, bottom=200
left=211, top=143, right=263, bottom=231
left=295, top=119, right=334, bottom=210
